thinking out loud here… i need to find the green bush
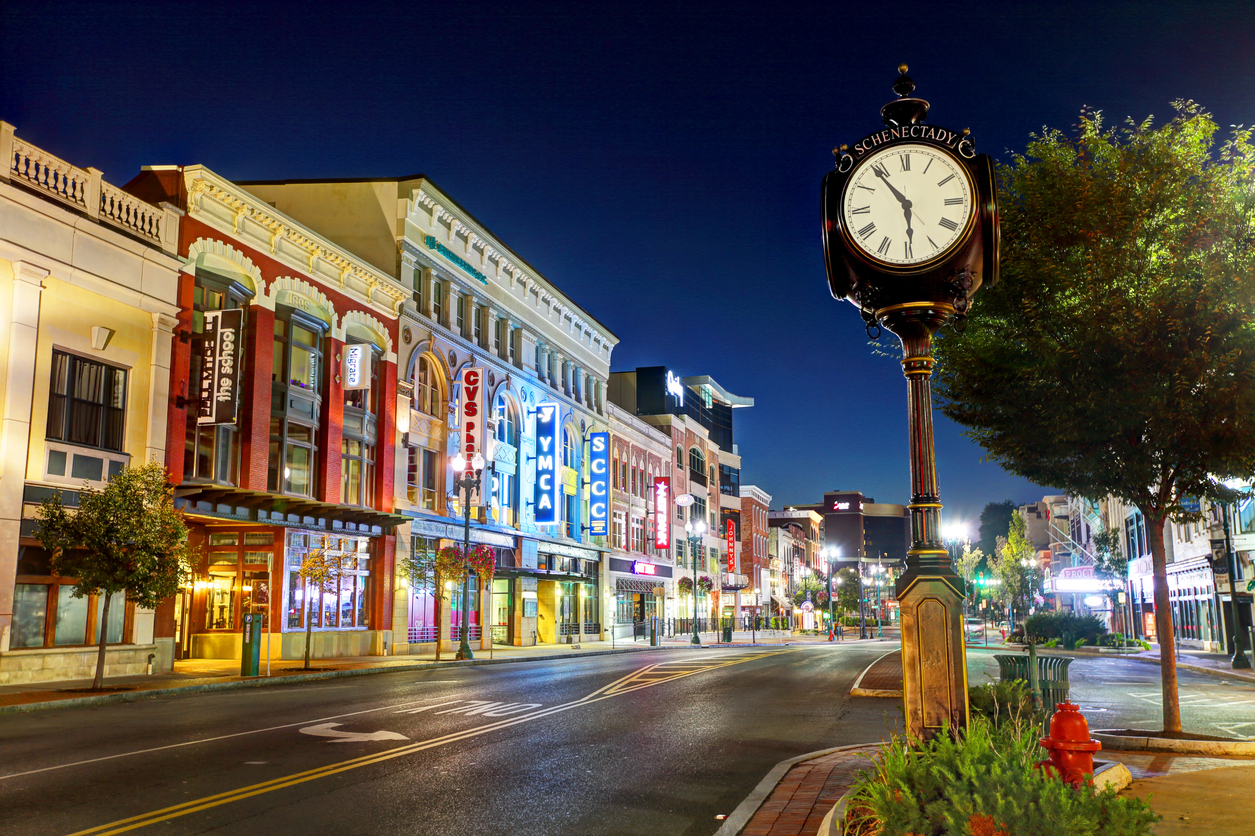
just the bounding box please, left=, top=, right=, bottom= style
left=843, top=717, right=1159, bottom=836
left=1043, top=638, right=1059, bottom=648
left=1025, top=610, right=1107, bottom=644
left=968, top=680, right=1043, bottom=729
left=1138, top=639, right=1152, bottom=651
left=1074, top=638, right=1088, bottom=649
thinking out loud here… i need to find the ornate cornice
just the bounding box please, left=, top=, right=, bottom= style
left=184, top=168, right=408, bottom=318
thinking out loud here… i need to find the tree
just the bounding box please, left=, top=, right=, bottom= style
left=35, top=461, right=189, bottom=690
left=835, top=566, right=861, bottom=617
left=1091, top=526, right=1129, bottom=632
left=297, top=536, right=355, bottom=671
left=956, top=543, right=986, bottom=605
left=977, top=501, right=1016, bottom=569
left=992, top=514, right=1040, bottom=628
left=933, top=103, right=1255, bottom=733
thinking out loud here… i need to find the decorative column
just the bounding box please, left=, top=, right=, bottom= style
left=884, top=303, right=969, bottom=739
left=145, top=312, right=180, bottom=465
left=0, top=262, right=46, bottom=652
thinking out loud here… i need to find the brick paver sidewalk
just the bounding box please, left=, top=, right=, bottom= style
left=851, top=650, right=902, bottom=696
left=740, top=745, right=878, bottom=836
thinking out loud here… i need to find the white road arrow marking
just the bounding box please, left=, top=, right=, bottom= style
left=299, top=723, right=409, bottom=743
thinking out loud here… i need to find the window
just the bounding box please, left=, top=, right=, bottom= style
left=676, top=445, right=683, bottom=467
left=688, top=447, right=706, bottom=486
left=456, top=294, right=466, bottom=335
left=414, top=355, right=444, bottom=418
left=492, top=394, right=519, bottom=528
left=12, top=545, right=128, bottom=649
left=564, top=428, right=579, bottom=469
left=493, top=318, right=503, bottom=356
left=612, top=455, right=619, bottom=490
left=631, top=516, right=644, bottom=553
left=269, top=308, right=324, bottom=498
left=182, top=277, right=251, bottom=483
left=285, top=532, right=372, bottom=631
left=407, top=447, right=439, bottom=511
left=342, top=341, right=380, bottom=508
left=613, top=511, right=626, bottom=550
left=472, top=305, right=483, bottom=346
left=47, top=351, right=127, bottom=453
left=431, top=280, right=443, bottom=323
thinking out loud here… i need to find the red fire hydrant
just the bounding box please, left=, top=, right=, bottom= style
left=1037, top=701, right=1102, bottom=788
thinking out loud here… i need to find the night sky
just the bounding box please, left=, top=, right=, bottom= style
left=4, top=1, right=1254, bottom=528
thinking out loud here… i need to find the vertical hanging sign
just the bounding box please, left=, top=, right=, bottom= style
left=198, top=308, right=242, bottom=425
left=458, top=367, right=485, bottom=505
left=342, top=344, right=371, bottom=390
left=653, top=477, right=670, bottom=549
left=533, top=402, right=560, bottom=524
left=726, top=518, right=736, bottom=575
left=588, top=431, right=609, bottom=536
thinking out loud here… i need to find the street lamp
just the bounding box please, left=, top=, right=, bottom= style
left=751, top=587, right=759, bottom=644
left=674, top=493, right=705, bottom=646
left=822, top=547, right=839, bottom=641
left=450, top=451, right=487, bottom=661
left=1216, top=480, right=1252, bottom=669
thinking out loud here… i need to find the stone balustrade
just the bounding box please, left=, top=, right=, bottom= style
left=1, top=121, right=178, bottom=254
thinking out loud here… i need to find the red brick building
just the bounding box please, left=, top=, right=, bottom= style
left=125, top=166, right=408, bottom=662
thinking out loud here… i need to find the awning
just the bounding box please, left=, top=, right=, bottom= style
left=175, top=485, right=410, bottom=533
left=771, top=594, right=792, bottom=610
left=617, top=577, right=664, bottom=594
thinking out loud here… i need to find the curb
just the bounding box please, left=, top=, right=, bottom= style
left=0, top=643, right=691, bottom=716
left=713, top=743, right=876, bottom=836
left=849, top=650, right=902, bottom=698
left=1093, top=730, right=1255, bottom=757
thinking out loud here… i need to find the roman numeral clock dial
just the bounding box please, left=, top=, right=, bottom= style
left=840, top=143, right=974, bottom=268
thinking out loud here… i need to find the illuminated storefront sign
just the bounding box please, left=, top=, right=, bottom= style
left=1046, top=565, right=1119, bottom=593
left=632, top=561, right=657, bottom=576
left=457, top=367, right=486, bottom=505
left=198, top=308, right=242, bottom=425
left=726, top=518, right=736, bottom=575
left=665, top=370, right=684, bottom=406
left=342, top=344, right=370, bottom=390
left=653, top=477, right=670, bottom=549
left=533, top=402, right=560, bottom=525
left=588, top=431, right=609, bottom=536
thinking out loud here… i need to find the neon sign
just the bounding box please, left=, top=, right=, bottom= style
left=726, top=518, right=736, bottom=575
left=632, top=561, right=657, bottom=576
left=665, top=370, right=684, bottom=406
left=653, top=477, right=670, bottom=549
left=533, top=403, right=560, bottom=525
left=588, top=431, right=609, bottom=536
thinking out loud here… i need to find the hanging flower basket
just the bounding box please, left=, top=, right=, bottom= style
left=677, top=576, right=694, bottom=596
left=435, top=545, right=467, bottom=582
left=466, top=544, right=497, bottom=580
left=697, top=575, right=714, bottom=594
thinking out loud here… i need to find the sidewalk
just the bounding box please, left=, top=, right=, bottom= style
left=0, top=629, right=828, bottom=713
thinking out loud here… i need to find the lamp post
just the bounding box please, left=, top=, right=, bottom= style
left=822, top=547, right=839, bottom=640
left=1217, top=482, right=1252, bottom=669
left=858, top=559, right=867, bottom=639
left=752, top=587, right=759, bottom=644
left=685, top=519, right=707, bottom=645
left=451, top=451, right=486, bottom=661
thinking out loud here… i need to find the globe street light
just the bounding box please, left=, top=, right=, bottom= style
left=451, top=451, right=486, bottom=661
left=822, top=546, right=839, bottom=641
left=684, top=518, right=707, bottom=645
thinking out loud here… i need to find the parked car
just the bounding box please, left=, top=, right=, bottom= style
left=964, top=617, right=985, bottom=637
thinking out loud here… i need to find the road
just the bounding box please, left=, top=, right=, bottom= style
left=0, top=642, right=902, bottom=836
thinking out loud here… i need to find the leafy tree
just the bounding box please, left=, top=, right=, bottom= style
left=35, top=461, right=189, bottom=690
left=934, top=103, right=1255, bottom=733
left=956, top=543, right=986, bottom=605
left=835, top=566, right=861, bottom=616
left=1091, top=526, right=1130, bottom=631
left=977, top=501, right=1016, bottom=568
left=992, top=513, right=1040, bottom=629
left=791, top=575, right=822, bottom=606
left=297, top=536, right=355, bottom=671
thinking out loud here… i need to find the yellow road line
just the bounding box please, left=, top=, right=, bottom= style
left=68, top=648, right=797, bottom=836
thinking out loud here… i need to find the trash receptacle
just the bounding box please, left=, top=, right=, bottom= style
left=1037, top=655, right=1074, bottom=716
left=993, top=654, right=1030, bottom=683
left=241, top=612, right=262, bottom=677
left=650, top=617, right=658, bottom=646
left=722, top=623, right=733, bottom=643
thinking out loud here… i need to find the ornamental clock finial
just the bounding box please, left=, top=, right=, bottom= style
left=881, top=63, right=929, bottom=127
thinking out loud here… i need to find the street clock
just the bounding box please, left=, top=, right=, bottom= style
left=822, top=65, right=999, bottom=334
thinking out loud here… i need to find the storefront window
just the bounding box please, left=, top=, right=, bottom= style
left=11, top=584, right=48, bottom=648
left=270, top=308, right=324, bottom=497
left=13, top=545, right=131, bottom=649
left=205, top=573, right=237, bottom=630
left=283, top=532, right=373, bottom=631
left=184, top=275, right=251, bottom=483
left=54, top=586, right=89, bottom=646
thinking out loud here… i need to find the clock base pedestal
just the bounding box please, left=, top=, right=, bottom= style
left=897, top=573, right=969, bottom=740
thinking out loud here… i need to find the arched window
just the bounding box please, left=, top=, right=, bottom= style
left=688, top=447, right=705, bottom=478
left=414, top=355, right=443, bottom=418
left=564, top=427, right=579, bottom=469
left=492, top=394, right=518, bottom=528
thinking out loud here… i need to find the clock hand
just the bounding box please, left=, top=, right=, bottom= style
left=873, top=167, right=912, bottom=209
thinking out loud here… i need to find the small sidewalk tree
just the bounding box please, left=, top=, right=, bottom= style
left=35, top=461, right=189, bottom=691
left=297, top=536, right=354, bottom=671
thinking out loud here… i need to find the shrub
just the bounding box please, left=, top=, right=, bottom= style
left=1074, top=638, right=1088, bottom=649
left=1043, top=638, right=1059, bottom=648
left=844, top=717, right=1159, bottom=836
left=1025, top=611, right=1107, bottom=644
left=969, top=680, right=1043, bottom=730
left=1138, top=639, right=1152, bottom=651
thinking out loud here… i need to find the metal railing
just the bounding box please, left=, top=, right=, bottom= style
left=408, top=626, right=438, bottom=643
left=450, top=624, right=481, bottom=641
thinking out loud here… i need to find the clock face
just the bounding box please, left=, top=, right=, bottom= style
left=840, top=143, right=975, bottom=268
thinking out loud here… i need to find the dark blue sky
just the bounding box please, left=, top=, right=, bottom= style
left=4, top=1, right=1254, bottom=526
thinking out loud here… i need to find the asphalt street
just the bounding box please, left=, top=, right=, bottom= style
left=0, top=642, right=903, bottom=836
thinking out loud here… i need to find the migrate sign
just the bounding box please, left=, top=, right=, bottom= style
left=533, top=403, right=560, bottom=525
left=198, top=308, right=242, bottom=425
left=588, top=432, right=609, bottom=536
left=342, top=344, right=370, bottom=390
left=653, top=477, right=670, bottom=549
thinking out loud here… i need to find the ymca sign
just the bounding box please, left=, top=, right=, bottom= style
left=533, top=403, right=560, bottom=525
left=588, top=432, right=609, bottom=536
